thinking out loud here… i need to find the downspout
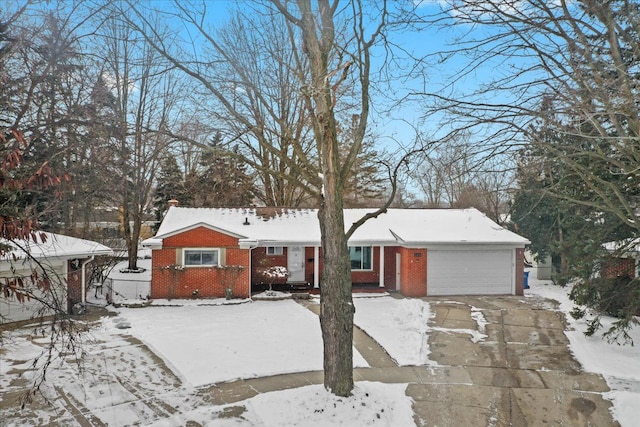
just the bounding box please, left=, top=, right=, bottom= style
left=314, top=246, right=320, bottom=288
left=379, top=245, right=385, bottom=288
left=81, top=256, right=95, bottom=307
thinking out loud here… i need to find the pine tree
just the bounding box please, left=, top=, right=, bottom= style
left=194, top=143, right=256, bottom=208
left=153, top=153, right=188, bottom=230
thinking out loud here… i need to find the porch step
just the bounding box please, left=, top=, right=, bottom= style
left=288, top=281, right=312, bottom=290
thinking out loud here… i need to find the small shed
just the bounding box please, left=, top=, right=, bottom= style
left=0, top=233, right=113, bottom=323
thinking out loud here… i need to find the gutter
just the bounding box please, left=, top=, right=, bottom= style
left=238, top=239, right=259, bottom=250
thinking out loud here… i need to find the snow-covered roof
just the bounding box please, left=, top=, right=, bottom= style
left=603, top=238, right=640, bottom=254
left=0, top=232, right=114, bottom=263
left=143, top=207, right=529, bottom=248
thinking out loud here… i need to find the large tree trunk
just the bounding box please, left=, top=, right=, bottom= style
left=318, top=178, right=354, bottom=396
left=128, top=215, right=141, bottom=270
left=295, top=0, right=355, bottom=396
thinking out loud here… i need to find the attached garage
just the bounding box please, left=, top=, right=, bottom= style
left=427, top=248, right=515, bottom=296
left=145, top=206, right=530, bottom=298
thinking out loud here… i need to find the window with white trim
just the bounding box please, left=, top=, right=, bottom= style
left=183, top=249, right=220, bottom=266
left=349, top=246, right=372, bottom=270
left=266, top=246, right=284, bottom=256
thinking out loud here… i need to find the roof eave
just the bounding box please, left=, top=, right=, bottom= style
left=154, top=222, right=247, bottom=241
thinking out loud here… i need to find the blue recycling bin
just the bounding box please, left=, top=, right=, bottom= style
left=523, top=271, right=530, bottom=289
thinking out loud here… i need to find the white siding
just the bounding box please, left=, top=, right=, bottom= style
left=0, top=262, right=67, bottom=323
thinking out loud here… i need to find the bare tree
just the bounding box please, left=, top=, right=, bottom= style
left=421, top=0, right=640, bottom=230
left=95, top=6, right=188, bottom=269
left=410, top=133, right=513, bottom=221
left=421, top=1, right=640, bottom=335
left=122, top=0, right=427, bottom=396
left=212, top=9, right=316, bottom=206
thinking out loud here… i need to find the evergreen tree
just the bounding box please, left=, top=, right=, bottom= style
left=511, top=108, right=635, bottom=284
left=341, top=138, right=386, bottom=208
left=1, top=11, right=86, bottom=232
left=153, top=153, right=188, bottom=231
left=337, top=115, right=386, bottom=208
left=193, top=142, right=256, bottom=208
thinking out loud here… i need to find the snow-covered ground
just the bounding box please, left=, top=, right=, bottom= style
left=4, top=258, right=640, bottom=426
left=144, top=381, right=415, bottom=427
left=99, top=293, right=431, bottom=426
left=354, top=296, right=433, bottom=366
left=105, top=300, right=369, bottom=387
left=525, top=271, right=640, bottom=426
left=99, top=265, right=640, bottom=426
left=103, top=258, right=152, bottom=302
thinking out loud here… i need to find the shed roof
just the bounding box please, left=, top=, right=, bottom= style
left=144, top=207, right=529, bottom=248
left=1, top=232, right=114, bottom=263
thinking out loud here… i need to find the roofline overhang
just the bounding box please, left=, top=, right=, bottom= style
left=233, top=240, right=529, bottom=249
left=142, top=238, right=163, bottom=249
left=420, top=242, right=529, bottom=249
left=239, top=239, right=259, bottom=249
left=0, top=248, right=114, bottom=264
left=154, top=222, right=247, bottom=241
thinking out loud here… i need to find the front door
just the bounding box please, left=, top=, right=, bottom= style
left=287, top=246, right=305, bottom=282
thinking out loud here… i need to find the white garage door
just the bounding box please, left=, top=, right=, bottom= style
left=427, top=249, right=513, bottom=296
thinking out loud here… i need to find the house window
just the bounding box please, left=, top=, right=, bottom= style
left=183, top=249, right=220, bottom=266
left=349, top=246, right=372, bottom=270
left=266, top=246, right=284, bottom=256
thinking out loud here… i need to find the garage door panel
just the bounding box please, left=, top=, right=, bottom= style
left=427, top=250, right=513, bottom=296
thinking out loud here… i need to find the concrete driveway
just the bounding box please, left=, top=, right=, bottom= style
left=266, top=295, right=619, bottom=426
left=404, top=295, right=618, bottom=426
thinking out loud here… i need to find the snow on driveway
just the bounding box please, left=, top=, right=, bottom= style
left=526, top=272, right=640, bottom=427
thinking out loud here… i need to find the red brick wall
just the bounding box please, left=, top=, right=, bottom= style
left=251, top=247, right=288, bottom=285
left=163, top=227, right=239, bottom=247
left=602, top=257, right=636, bottom=278
left=399, top=247, right=427, bottom=297
left=151, top=226, right=250, bottom=299
left=67, top=260, right=83, bottom=310
left=515, top=248, right=525, bottom=296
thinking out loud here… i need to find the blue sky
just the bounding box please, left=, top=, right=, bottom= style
left=149, top=0, right=519, bottom=184
left=155, top=0, right=466, bottom=144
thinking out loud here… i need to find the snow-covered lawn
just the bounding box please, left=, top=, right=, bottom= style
left=104, top=299, right=369, bottom=387
left=5, top=259, right=640, bottom=426
left=525, top=272, right=640, bottom=426
left=354, top=296, right=433, bottom=366
left=105, top=258, right=152, bottom=302
left=98, top=294, right=429, bottom=426
left=146, top=382, right=415, bottom=427
left=103, top=294, right=435, bottom=386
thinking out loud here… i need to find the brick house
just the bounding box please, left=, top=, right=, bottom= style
left=602, top=239, right=639, bottom=278
left=0, top=233, right=113, bottom=323
left=143, top=206, right=530, bottom=299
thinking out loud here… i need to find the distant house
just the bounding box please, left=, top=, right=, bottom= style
left=602, top=239, right=640, bottom=278
left=142, top=206, right=530, bottom=299
left=0, top=233, right=113, bottom=323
